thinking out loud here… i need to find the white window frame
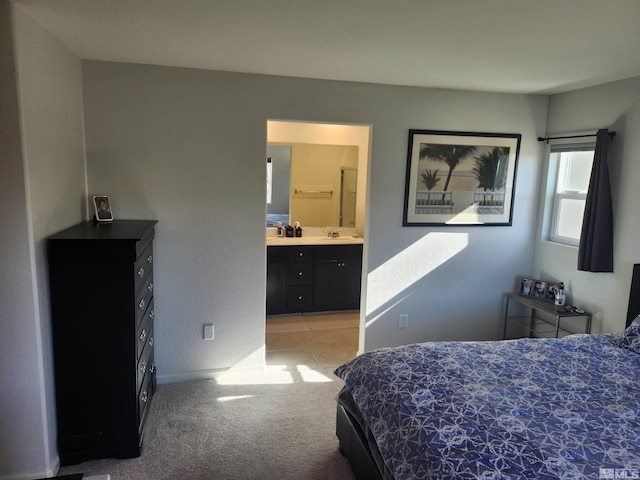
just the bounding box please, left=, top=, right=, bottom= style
left=548, top=145, right=594, bottom=247
left=266, top=157, right=273, bottom=204
left=550, top=192, right=586, bottom=246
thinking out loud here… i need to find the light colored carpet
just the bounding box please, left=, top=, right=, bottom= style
left=57, top=366, right=356, bottom=480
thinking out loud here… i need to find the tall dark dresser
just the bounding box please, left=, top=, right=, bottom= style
left=47, top=220, right=158, bottom=465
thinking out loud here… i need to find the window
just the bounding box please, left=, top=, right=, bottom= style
left=266, top=157, right=272, bottom=204
left=550, top=149, right=594, bottom=246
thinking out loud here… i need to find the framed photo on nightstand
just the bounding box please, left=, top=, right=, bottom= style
left=520, top=278, right=533, bottom=296
left=531, top=280, right=546, bottom=298
left=546, top=283, right=561, bottom=300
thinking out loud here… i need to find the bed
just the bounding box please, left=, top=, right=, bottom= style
left=335, top=268, right=640, bottom=480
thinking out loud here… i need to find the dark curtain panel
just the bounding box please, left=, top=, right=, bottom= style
left=578, top=129, right=613, bottom=272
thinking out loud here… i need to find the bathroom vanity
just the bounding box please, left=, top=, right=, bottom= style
left=266, top=236, right=363, bottom=315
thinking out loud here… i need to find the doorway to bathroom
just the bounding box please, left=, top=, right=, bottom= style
left=265, top=120, right=371, bottom=368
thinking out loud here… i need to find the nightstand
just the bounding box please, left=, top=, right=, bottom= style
left=502, top=292, right=592, bottom=339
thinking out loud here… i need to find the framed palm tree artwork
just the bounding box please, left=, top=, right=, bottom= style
left=403, top=130, right=521, bottom=226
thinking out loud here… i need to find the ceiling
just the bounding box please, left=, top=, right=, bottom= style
left=12, top=0, right=640, bottom=95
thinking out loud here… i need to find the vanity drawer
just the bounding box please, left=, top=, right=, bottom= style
left=267, top=246, right=288, bottom=262
left=287, top=261, right=313, bottom=286
left=287, top=246, right=314, bottom=262
left=287, top=286, right=313, bottom=309
left=314, top=244, right=362, bottom=261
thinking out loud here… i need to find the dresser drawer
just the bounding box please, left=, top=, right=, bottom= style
left=136, top=299, right=154, bottom=360
left=137, top=326, right=154, bottom=390
left=138, top=367, right=153, bottom=431
left=135, top=271, right=154, bottom=327
left=287, top=261, right=313, bottom=286
left=134, top=243, right=154, bottom=294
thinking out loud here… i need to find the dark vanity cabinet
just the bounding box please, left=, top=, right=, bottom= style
left=266, top=247, right=288, bottom=314
left=267, top=245, right=314, bottom=315
left=266, top=244, right=362, bottom=315
left=313, top=245, right=362, bottom=311
left=47, top=220, right=157, bottom=465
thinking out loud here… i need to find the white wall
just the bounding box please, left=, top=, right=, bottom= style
left=81, top=60, right=548, bottom=372
left=0, top=4, right=44, bottom=478
left=0, top=4, right=86, bottom=478
left=533, top=76, right=640, bottom=334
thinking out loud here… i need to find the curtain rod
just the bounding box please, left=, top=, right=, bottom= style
left=537, top=131, right=616, bottom=143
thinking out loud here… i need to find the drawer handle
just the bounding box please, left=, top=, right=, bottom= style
left=147, top=255, right=153, bottom=264
left=138, top=298, right=146, bottom=310
left=148, top=336, right=154, bottom=348
left=149, top=309, right=155, bottom=320
left=298, top=252, right=304, bottom=257
left=298, top=271, right=304, bottom=276
left=141, top=391, right=148, bottom=403
left=139, top=361, right=147, bottom=373
left=137, top=267, right=145, bottom=278
left=148, top=283, right=154, bottom=292
left=139, top=329, right=147, bottom=342
left=298, top=295, right=303, bottom=300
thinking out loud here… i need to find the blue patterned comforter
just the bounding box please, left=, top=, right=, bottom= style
left=335, top=334, right=640, bottom=479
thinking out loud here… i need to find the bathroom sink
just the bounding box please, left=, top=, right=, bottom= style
left=266, top=235, right=363, bottom=245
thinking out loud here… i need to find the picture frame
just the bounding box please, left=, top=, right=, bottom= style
left=519, top=278, right=533, bottom=296
left=531, top=280, right=546, bottom=299
left=545, top=283, right=561, bottom=301
left=403, top=130, right=521, bottom=226
left=93, top=196, right=114, bottom=222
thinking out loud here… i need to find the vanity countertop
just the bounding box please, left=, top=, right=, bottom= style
left=267, top=235, right=364, bottom=246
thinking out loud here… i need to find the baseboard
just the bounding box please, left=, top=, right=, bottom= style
left=0, top=456, right=57, bottom=480
left=156, top=367, right=236, bottom=384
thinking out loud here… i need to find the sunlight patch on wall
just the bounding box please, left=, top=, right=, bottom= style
left=366, top=232, right=469, bottom=317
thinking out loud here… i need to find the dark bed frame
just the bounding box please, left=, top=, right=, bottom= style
left=336, top=264, right=640, bottom=480
left=336, top=401, right=384, bottom=480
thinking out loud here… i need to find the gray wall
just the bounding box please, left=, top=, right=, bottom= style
left=81, top=60, right=548, bottom=371
left=0, top=3, right=44, bottom=476
left=533, top=76, right=640, bottom=333
left=0, top=3, right=86, bottom=478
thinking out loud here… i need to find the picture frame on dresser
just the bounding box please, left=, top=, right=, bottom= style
left=93, top=195, right=113, bottom=222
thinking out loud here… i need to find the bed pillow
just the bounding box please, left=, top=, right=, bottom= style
left=617, top=315, right=640, bottom=354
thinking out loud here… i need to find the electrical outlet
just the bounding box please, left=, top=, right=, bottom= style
left=203, top=324, right=214, bottom=340
left=399, top=314, right=408, bottom=328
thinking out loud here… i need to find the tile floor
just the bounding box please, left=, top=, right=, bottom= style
left=265, top=311, right=360, bottom=368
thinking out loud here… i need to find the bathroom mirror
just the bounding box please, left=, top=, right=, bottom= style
left=266, top=143, right=358, bottom=228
